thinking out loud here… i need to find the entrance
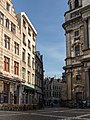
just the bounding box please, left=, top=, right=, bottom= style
left=76, top=92, right=82, bottom=103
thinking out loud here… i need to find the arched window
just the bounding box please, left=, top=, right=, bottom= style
left=75, top=45, right=80, bottom=56
left=75, top=0, right=79, bottom=8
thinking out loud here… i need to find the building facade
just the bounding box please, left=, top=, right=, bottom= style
left=0, top=0, right=22, bottom=104
left=0, top=0, right=43, bottom=106
left=35, top=51, right=43, bottom=105
left=44, top=77, right=61, bottom=106
left=17, top=12, right=37, bottom=104
left=63, top=0, right=90, bottom=105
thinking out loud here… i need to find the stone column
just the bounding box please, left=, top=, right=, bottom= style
left=67, top=69, right=72, bottom=100
left=85, top=68, right=90, bottom=104
left=83, top=18, right=89, bottom=49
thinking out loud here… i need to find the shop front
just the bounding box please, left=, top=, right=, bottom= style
left=0, top=74, right=23, bottom=104
left=22, top=85, right=35, bottom=105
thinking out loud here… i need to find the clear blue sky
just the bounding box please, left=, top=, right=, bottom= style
left=12, top=0, right=68, bottom=78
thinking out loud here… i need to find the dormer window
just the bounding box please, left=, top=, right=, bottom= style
left=75, top=0, right=79, bottom=8
left=6, top=2, right=10, bottom=11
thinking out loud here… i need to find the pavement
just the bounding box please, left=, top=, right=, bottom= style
left=0, top=107, right=90, bottom=120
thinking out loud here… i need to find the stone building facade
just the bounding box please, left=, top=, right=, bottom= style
left=43, top=77, right=61, bottom=106
left=0, top=0, right=22, bottom=104
left=63, top=0, right=90, bottom=104
left=0, top=0, right=43, bottom=105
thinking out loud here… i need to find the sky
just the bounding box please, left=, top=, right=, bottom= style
left=12, top=0, right=68, bottom=78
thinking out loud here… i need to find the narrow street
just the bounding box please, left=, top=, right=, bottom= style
left=0, top=107, right=90, bottom=120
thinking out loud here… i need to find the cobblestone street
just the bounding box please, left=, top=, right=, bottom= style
left=0, top=107, right=90, bottom=120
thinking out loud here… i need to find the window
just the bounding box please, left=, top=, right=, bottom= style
left=23, top=19, right=26, bottom=29
left=14, top=61, right=19, bottom=75
left=11, top=22, right=16, bottom=33
left=6, top=2, right=10, bottom=11
left=32, top=58, right=35, bottom=69
left=0, top=12, right=4, bottom=25
left=28, top=53, right=30, bottom=66
left=6, top=18, right=9, bottom=29
left=14, top=42, right=19, bottom=55
left=74, top=30, right=80, bottom=41
left=74, top=30, right=79, bottom=37
left=69, top=2, right=72, bottom=10
left=32, top=45, right=35, bottom=54
left=28, top=27, right=31, bottom=36
left=22, top=67, right=26, bottom=80
left=23, top=33, right=26, bottom=45
left=76, top=74, right=80, bottom=80
left=75, top=45, right=80, bottom=56
left=22, top=48, right=26, bottom=62
left=27, top=71, right=31, bottom=84
left=33, top=33, right=36, bottom=41
left=4, top=56, right=10, bottom=72
left=75, top=0, right=79, bottom=8
left=4, top=34, right=10, bottom=50
left=28, top=40, right=31, bottom=49
left=32, top=74, right=34, bottom=85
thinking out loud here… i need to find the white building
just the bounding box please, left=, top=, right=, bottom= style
left=17, top=12, right=37, bottom=104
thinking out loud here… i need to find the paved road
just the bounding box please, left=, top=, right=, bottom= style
left=0, top=107, right=90, bottom=120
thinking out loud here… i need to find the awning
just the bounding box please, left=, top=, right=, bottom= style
left=24, top=85, right=35, bottom=91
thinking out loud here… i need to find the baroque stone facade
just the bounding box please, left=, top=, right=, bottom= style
left=63, top=0, right=90, bottom=104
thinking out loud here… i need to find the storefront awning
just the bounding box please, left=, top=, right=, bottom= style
left=24, top=85, right=35, bottom=91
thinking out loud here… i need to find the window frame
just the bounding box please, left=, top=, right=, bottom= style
left=4, top=34, right=10, bottom=50
left=14, top=42, right=19, bottom=55
left=14, top=61, right=19, bottom=75
left=4, top=56, right=10, bottom=72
